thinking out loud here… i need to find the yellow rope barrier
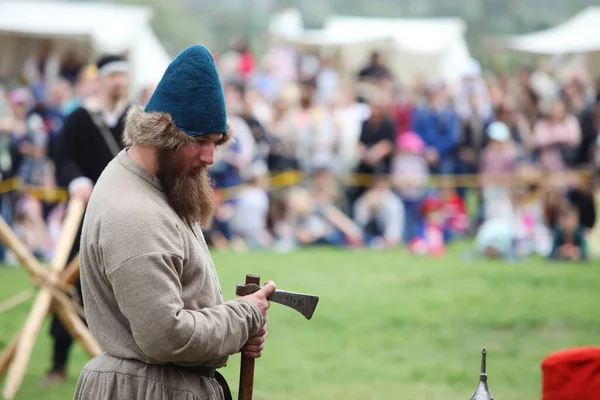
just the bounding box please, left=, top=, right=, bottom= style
left=0, top=169, right=593, bottom=204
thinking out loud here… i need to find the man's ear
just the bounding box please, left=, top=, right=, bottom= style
left=216, top=120, right=235, bottom=147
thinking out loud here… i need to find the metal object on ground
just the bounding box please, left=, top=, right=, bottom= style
left=470, top=348, right=495, bottom=400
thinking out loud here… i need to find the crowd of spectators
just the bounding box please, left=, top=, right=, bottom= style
left=0, top=39, right=599, bottom=263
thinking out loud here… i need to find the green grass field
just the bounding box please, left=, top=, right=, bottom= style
left=0, top=244, right=599, bottom=400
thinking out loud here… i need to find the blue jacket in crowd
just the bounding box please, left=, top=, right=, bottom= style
left=412, top=106, right=461, bottom=157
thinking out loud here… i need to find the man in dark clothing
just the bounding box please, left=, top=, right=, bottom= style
left=575, top=95, right=600, bottom=167
left=44, top=54, right=131, bottom=383
left=347, top=97, right=395, bottom=214
left=358, top=51, right=392, bottom=82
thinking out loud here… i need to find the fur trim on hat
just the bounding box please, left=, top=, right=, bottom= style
left=123, top=104, right=232, bottom=150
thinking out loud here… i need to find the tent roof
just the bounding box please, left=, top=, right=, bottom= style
left=499, top=7, right=600, bottom=54
left=0, top=1, right=171, bottom=94
left=0, top=0, right=152, bottom=53
left=278, top=15, right=467, bottom=54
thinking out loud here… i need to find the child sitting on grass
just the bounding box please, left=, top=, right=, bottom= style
left=409, top=196, right=451, bottom=257
left=550, top=203, right=588, bottom=261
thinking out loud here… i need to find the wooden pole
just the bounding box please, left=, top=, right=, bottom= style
left=0, top=290, right=35, bottom=315
left=2, top=198, right=85, bottom=400
left=2, top=290, right=53, bottom=399
left=238, top=274, right=261, bottom=400
left=0, top=333, right=19, bottom=379
left=0, top=216, right=71, bottom=294
left=59, top=254, right=80, bottom=286
left=54, top=302, right=101, bottom=358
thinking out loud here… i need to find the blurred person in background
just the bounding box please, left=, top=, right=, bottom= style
left=565, top=172, right=597, bottom=234
left=27, top=82, right=64, bottom=158
left=479, top=121, right=518, bottom=221
left=391, top=131, right=429, bottom=242
left=296, top=79, right=342, bottom=174
left=47, top=78, right=74, bottom=115
left=549, top=202, right=588, bottom=261
left=7, top=87, right=57, bottom=259
left=245, top=83, right=273, bottom=128
left=510, top=186, right=542, bottom=258
left=484, top=72, right=505, bottom=109
left=233, top=37, right=256, bottom=82
left=588, top=136, right=600, bottom=256
left=494, top=99, right=535, bottom=156
left=533, top=97, right=582, bottom=172
left=227, top=82, right=271, bottom=166
left=314, top=53, right=340, bottom=105
left=0, top=113, right=20, bottom=263
left=456, top=90, right=494, bottom=199
left=266, top=84, right=302, bottom=172
left=543, top=185, right=568, bottom=232
left=475, top=217, right=516, bottom=260
left=21, top=112, right=51, bottom=189
left=409, top=196, right=451, bottom=257
left=308, top=167, right=349, bottom=214
left=353, top=175, right=404, bottom=249
left=59, top=50, right=84, bottom=85
left=529, top=59, right=559, bottom=116
left=62, top=64, right=100, bottom=116
left=330, top=86, right=371, bottom=173
left=596, top=136, right=600, bottom=181
left=46, top=54, right=131, bottom=384
left=391, top=85, right=415, bottom=139
left=358, top=51, right=392, bottom=83
left=22, top=40, right=60, bottom=88
left=0, top=87, right=50, bottom=259
left=6, top=88, right=30, bottom=166
left=575, top=93, right=600, bottom=167
left=265, top=191, right=296, bottom=252
left=455, top=59, right=493, bottom=123
left=412, top=80, right=461, bottom=176
left=232, top=162, right=272, bottom=249
left=206, top=83, right=256, bottom=251
left=248, top=54, right=280, bottom=104
left=515, top=78, right=540, bottom=131
left=562, top=74, right=590, bottom=118
left=137, top=81, right=158, bottom=107
left=438, top=178, right=469, bottom=237
left=349, top=92, right=395, bottom=209
left=212, top=82, right=256, bottom=190
left=287, top=186, right=362, bottom=248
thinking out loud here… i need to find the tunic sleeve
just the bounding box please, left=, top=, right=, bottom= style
left=106, top=251, right=263, bottom=365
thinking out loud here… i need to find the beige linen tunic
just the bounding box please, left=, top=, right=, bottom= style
left=74, top=149, right=262, bottom=400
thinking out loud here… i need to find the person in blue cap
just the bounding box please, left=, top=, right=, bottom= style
left=73, top=45, right=276, bottom=400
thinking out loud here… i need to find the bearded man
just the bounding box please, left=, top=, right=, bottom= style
left=74, top=45, right=276, bottom=400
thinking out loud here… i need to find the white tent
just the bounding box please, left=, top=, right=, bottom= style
left=500, top=7, right=600, bottom=55
left=273, top=15, right=473, bottom=87
left=0, top=0, right=171, bottom=97
left=498, top=7, right=600, bottom=79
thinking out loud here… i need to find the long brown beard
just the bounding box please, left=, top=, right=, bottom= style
left=156, top=148, right=216, bottom=229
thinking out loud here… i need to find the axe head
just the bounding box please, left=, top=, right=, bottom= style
left=236, top=283, right=319, bottom=320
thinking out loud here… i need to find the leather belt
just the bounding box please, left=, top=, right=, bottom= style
left=184, top=366, right=232, bottom=400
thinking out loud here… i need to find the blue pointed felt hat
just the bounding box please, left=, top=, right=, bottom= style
left=144, top=45, right=227, bottom=136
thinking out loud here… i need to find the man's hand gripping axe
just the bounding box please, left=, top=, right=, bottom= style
left=236, top=274, right=319, bottom=400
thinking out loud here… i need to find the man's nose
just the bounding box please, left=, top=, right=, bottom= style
left=199, top=145, right=215, bottom=165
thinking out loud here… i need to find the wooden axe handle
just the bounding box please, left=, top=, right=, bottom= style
left=238, top=274, right=260, bottom=400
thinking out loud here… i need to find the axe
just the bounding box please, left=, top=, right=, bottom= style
left=236, top=274, right=319, bottom=400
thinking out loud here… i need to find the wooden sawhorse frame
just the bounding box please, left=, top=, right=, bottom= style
left=0, top=198, right=101, bottom=399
